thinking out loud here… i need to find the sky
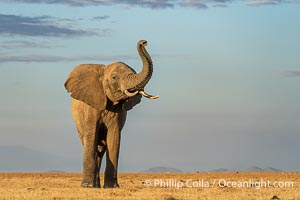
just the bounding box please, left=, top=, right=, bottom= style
left=0, top=0, right=299, bottom=172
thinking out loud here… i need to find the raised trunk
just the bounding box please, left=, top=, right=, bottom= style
left=124, top=40, right=153, bottom=91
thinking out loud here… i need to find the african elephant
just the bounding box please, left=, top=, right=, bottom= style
left=64, top=40, right=158, bottom=188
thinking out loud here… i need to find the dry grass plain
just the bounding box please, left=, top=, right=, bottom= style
left=0, top=172, right=299, bottom=200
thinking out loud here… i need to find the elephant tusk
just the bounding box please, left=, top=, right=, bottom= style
left=124, top=89, right=139, bottom=97
left=139, top=90, right=159, bottom=99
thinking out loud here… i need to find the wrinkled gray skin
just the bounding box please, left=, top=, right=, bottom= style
left=65, top=40, right=158, bottom=188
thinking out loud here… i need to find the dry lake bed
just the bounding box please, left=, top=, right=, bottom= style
left=0, top=172, right=299, bottom=199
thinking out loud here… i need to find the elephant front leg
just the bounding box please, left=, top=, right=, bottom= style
left=81, top=135, right=98, bottom=188
left=104, top=127, right=121, bottom=188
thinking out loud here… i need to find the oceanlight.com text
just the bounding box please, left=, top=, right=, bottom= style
left=143, top=179, right=294, bottom=189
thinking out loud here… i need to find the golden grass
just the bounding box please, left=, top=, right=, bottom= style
left=0, top=172, right=299, bottom=199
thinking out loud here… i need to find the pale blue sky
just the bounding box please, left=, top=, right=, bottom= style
left=0, top=0, right=299, bottom=172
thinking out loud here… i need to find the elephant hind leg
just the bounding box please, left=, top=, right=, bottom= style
left=97, top=122, right=107, bottom=157
left=97, top=140, right=106, bottom=157
left=94, top=140, right=106, bottom=188
left=94, top=123, right=107, bottom=188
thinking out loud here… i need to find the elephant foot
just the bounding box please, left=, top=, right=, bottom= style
left=104, top=181, right=119, bottom=188
left=81, top=182, right=94, bottom=188
left=81, top=182, right=100, bottom=188
left=95, top=180, right=101, bottom=188
left=81, top=178, right=100, bottom=188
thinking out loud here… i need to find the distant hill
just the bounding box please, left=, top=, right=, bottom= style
left=263, top=167, right=282, bottom=172
left=46, top=170, right=66, bottom=173
left=244, top=166, right=263, bottom=172
left=142, top=166, right=283, bottom=174
left=211, top=168, right=230, bottom=172
left=243, top=166, right=282, bottom=172
left=206, top=166, right=283, bottom=173
left=0, top=146, right=80, bottom=172
left=141, top=167, right=183, bottom=173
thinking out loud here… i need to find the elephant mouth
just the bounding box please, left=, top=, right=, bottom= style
left=124, top=89, right=159, bottom=99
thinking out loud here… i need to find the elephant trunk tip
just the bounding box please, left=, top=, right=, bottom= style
left=139, top=40, right=148, bottom=46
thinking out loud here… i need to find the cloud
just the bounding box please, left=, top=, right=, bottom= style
left=178, top=0, right=232, bottom=9
left=0, top=40, right=63, bottom=49
left=2, top=0, right=299, bottom=8
left=0, top=54, right=140, bottom=63
left=3, top=0, right=175, bottom=8
left=245, top=0, right=300, bottom=6
left=91, top=15, right=110, bottom=21
left=245, top=0, right=282, bottom=6
left=213, top=3, right=230, bottom=7
left=0, top=14, right=99, bottom=37
left=284, top=70, right=300, bottom=77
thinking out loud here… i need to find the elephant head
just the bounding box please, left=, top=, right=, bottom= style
left=64, top=40, right=159, bottom=110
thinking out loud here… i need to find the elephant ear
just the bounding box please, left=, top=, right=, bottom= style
left=65, top=64, right=107, bottom=111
